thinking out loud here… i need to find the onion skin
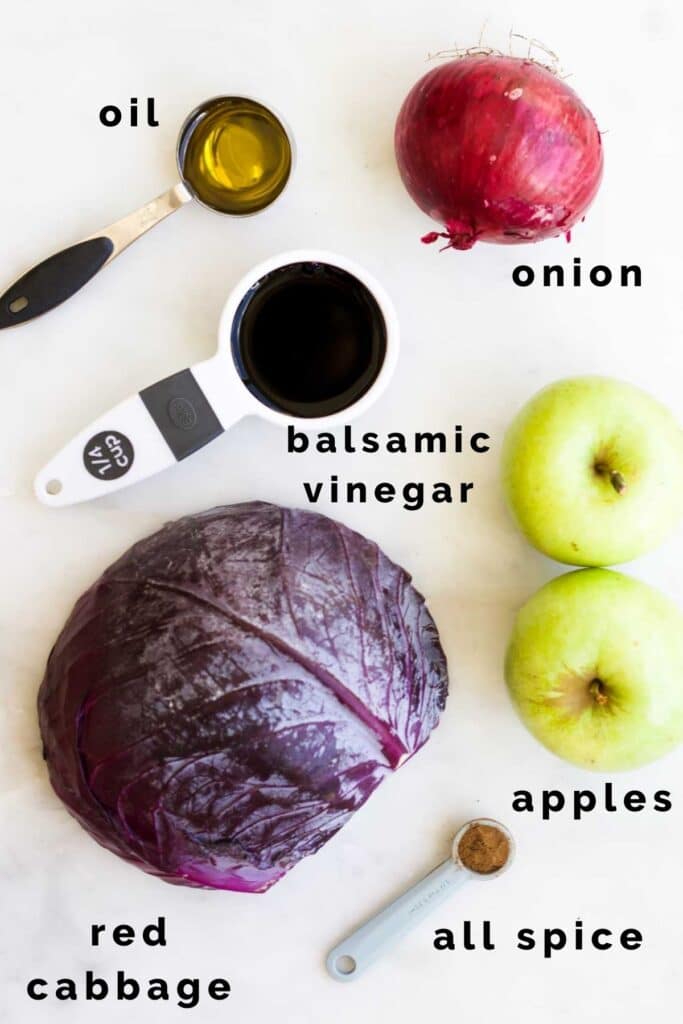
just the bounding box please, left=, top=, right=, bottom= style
left=395, top=55, right=604, bottom=250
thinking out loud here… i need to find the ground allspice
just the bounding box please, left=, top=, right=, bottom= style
left=458, top=823, right=509, bottom=874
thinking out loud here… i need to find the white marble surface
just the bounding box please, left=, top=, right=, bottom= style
left=1, top=1, right=682, bottom=1021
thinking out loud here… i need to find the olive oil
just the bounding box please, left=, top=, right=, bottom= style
left=179, top=97, right=292, bottom=215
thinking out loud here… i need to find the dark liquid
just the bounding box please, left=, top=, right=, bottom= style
left=232, top=262, right=387, bottom=417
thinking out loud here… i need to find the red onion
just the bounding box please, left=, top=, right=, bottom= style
left=395, top=55, right=604, bottom=250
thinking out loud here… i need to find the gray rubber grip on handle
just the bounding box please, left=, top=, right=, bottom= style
left=326, top=859, right=466, bottom=981
left=0, top=237, right=114, bottom=328
left=0, top=184, right=191, bottom=330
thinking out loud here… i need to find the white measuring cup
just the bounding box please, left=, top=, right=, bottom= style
left=326, top=818, right=514, bottom=982
left=34, top=249, right=399, bottom=506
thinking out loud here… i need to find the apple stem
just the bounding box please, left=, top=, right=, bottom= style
left=589, top=679, right=609, bottom=706
left=594, top=462, right=627, bottom=495
left=609, top=470, right=627, bottom=495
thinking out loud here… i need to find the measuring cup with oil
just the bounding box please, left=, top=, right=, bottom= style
left=0, top=96, right=293, bottom=329
left=326, top=818, right=514, bottom=982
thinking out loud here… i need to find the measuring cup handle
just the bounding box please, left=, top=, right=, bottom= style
left=326, top=859, right=467, bottom=982
left=0, top=183, right=191, bottom=329
left=34, top=356, right=244, bottom=507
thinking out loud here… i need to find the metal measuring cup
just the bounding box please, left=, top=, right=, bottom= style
left=326, top=818, right=515, bottom=982
left=0, top=96, right=293, bottom=329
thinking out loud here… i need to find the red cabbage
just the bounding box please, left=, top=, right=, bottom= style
left=38, top=502, right=448, bottom=892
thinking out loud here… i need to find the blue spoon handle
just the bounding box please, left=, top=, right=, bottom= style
left=326, top=858, right=467, bottom=981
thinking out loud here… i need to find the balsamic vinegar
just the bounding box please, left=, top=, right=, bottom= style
left=233, top=262, right=386, bottom=418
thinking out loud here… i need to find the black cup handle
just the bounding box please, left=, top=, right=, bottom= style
left=0, top=183, right=192, bottom=330
left=0, top=237, right=115, bottom=328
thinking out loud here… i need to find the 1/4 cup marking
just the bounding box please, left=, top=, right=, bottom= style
left=83, top=431, right=135, bottom=480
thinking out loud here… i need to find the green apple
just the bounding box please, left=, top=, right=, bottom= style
left=502, top=376, right=683, bottom=566
left=505, top=568, right=683, bottom=771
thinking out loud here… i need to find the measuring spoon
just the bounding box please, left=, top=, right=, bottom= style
left=326, top=818, right=515, bottom=982
left=0, top=96, right=293, bottom=329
